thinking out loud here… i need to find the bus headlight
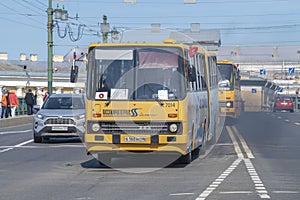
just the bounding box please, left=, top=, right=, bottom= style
left=169, top=123, right=178, bottom=133
left=226, top=101, right=233, bottom=108
left=91, top=123, right=101, bottom=132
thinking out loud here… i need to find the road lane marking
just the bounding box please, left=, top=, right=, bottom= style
left=0, top=129, right=31, bottom=135
left=195, top=158, right=242, bottom=200
left=0, top=144, right=84, bottom=149
left=272, top=191, right=299, bottom=194
left=232, top=126, right=255, bottom=159
left=226, top=126, right=244, bottom=159
left=294, top=122, right=300, bottom=126
left=0, top=139, right=33, bottom=153
left=219, top=191, right=253, bottom=194
left=169, top=193, right=194, bottom=196
left=227, top=126, right=270, bottom=199
left=244, top=158, right=270, bottom=199
left=196, top=126, right=271, bottom=200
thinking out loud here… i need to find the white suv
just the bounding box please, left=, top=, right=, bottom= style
left=33, top=93, right=85, bottom=143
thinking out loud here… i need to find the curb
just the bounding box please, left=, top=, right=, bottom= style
left=0, top=115, right=34, bottom=128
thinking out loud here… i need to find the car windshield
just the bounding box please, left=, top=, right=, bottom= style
left=42, top=97, right=85, bottom=109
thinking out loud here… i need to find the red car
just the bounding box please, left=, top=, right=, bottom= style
left=273, top=96, right=294, bottom=112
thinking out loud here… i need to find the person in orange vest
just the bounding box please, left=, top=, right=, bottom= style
left=1, top=89, right=8, bottom=118
left=8, top=90, right=19, bottom=118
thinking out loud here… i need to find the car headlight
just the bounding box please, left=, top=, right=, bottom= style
left=36, top=114, right=44, bottom=119
left=91, top=123, right=101, bottom=132
left=169, top=123, right=178, bottom=133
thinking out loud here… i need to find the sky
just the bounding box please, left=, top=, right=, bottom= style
left=0, top=0, right=300, bottom=61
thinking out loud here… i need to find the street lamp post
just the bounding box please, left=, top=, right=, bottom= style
left=100, top=15, right=119, bottom=43
left=47, top=0, right=53, bottom=94
left=47, top=1, right=69, bottom=94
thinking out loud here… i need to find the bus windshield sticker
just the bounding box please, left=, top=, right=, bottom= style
left=158, top=89, right=169, bottom=100
left=95, top=49, right=133, bottom=60
left=110, top=89, right=129, bottom=100
left=95, top=91, right=108, bottom=99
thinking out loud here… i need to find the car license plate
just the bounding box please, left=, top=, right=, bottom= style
left=52, top=126, right=68, bottom=131
left=124, top=136, right=147, bottom=143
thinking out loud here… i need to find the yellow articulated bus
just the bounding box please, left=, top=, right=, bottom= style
left=78, top=39, right=218, bottom=166
left=217, top=60, right=242, bottom=122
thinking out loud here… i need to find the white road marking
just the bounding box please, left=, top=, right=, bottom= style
left=219, top=191, right=253, bottom=194
left=195, top=158, right=242, bottom=200
left=272, top=191, right=299, bottom=194
left=284, top=119, right=290, bottom=122
left=244, top=158, right=270, bottom=199
left=294, top=122, right=300, bottom=126
left=232, top=126, right=255, bottom=159
left=0, top=144, right=84, bottom=149
left=0, top=129, right=31, bottom=135
left=226, top=126, right=244, bottom=159
left=169, top=193, right=194, bottom=196
left=215, top=143, right=233, bottom=146
left=0, top=139, right=33, bottom=153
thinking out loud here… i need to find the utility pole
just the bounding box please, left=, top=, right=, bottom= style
left=101, top=15, right=109, bottom=43
left=47, top=0, right=53, bottom=94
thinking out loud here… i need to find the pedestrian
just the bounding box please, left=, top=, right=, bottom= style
left=6, top=89, right=12, bottom=117
left=36, top=88, right=44, bottom=108
left=25, top=89, right=35, bottom=115
left=43, top=91, right=49, bottom=102
left=8, top=90, right=19, bottom=117
left=1, top=89, right=8, bottom=118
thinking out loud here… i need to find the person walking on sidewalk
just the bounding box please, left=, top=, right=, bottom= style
left=1, top=89, right=8, bottom=118
left=25, top=89, right=35, bottom=115
left=8, top=90, right=19, bottom=117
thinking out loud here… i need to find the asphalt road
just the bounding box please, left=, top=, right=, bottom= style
left=0, top=112, right=299, bottom=200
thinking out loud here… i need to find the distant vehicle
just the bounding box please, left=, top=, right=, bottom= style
left=273, top=96, right=294, bottom=112
left=33, top=93, right=85, bottom=143
left=217, top=60, right=242, bottom=122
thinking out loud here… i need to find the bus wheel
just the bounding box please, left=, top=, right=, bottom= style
left=179, top=151, right=192, bottom=164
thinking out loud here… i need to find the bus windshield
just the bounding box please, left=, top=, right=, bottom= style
left=87, top=46, right=185, bottom=100
left=217, top=64, right=233, bottom=89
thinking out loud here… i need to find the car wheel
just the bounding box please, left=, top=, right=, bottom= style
left=33, top=131, right=42, bottom=143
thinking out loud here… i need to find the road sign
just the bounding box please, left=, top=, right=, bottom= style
left=260, top=69, right=266, bottom=75
left=252, top=88, right=257, bottom=93
left=288, top=67, right=295, bottom=74
left=277, top=87, right=283, bottom=92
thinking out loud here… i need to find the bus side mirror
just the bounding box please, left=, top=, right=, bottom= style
left=70, top=65, right=78, bottom=83
left=188, top=66, right=197, bottom=82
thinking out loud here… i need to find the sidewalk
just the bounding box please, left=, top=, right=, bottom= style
left=0, top=115, right=34, bottom=128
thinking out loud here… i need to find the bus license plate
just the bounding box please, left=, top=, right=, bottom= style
left=124, top=136, right=147, bottom=143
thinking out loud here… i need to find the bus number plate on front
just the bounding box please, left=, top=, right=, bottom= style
left=124, top=136, right=146, bottom=143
